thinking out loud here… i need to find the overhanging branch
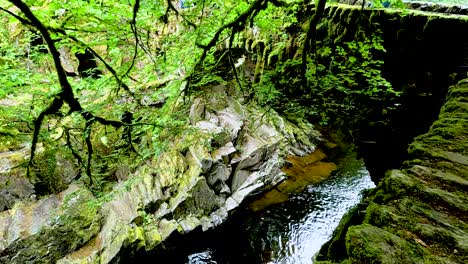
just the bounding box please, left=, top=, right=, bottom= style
left=122, top=0, right=140, bottom=79
left=185, top=0, right=270, bottom=93
left=7, top=0, right=128, bottom=182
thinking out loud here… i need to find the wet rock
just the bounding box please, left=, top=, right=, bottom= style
left=248, top=149, right=337, bottom=211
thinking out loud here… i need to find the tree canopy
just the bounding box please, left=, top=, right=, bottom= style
left=0, top=0, right=316, bottom=191
left=5, top=0, right=453, bottom=192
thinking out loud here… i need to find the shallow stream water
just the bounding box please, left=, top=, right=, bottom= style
left=184, top=150, right=375, bottom=264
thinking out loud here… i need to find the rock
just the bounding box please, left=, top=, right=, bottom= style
left=56, top=236, right=101, bottom=264
left=212, top=142, right=236, bottom=161
left=0, top=175, right=34, bottom=212
left=214, top=182, right=230, bottom=195
left=204, top=111, right=220, bottom=125
left=236, top=146, right=268, bottom=171
left=194, top=120, right=223, bottom=134
left=346, top=224, right=431, bottom=263
left=189, top=178, right=220, bottom=213
left=0, top=185, right=101, bottom=263
left=317, top=79, right=468, bottom=263
left=217, top=107, right=244, bottom=141
left=0, top=146, right=34, bottom=212
left=178, top=215, right=201, bottom=233
left=189, top=98, right=205, bottom=124
left=206, top=161, right=231, bottom=187
left=58, top=46, right=77, bottom=74
left=0, top=82, right=321, bottom=263
left=231, top=169, right=251, bottom=193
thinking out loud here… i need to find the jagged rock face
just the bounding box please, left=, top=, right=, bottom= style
left=0, top=84, right=320, bottom=263
left=0, top=142, right=80, bottom=212
left=0, top=144, right=33, bottom=212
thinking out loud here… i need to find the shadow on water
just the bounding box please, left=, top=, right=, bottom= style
left=122, top=149, right=374, bottom=264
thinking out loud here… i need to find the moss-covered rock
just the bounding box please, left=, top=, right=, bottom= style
left=346, top=224, right=431, bottom=264
left=0, top=185, right=101, bottom=263
left=317, top=78, right=468, bottom=263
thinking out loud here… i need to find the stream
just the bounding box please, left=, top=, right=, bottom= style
left=188, top=150, right=374, bottom=264
left=131, top=150, right=375, bottom=264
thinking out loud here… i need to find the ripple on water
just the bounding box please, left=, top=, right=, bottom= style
left=268, top=156, right=375, bottom=264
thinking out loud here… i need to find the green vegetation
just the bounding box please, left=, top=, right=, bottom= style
left=2, top=0, right=456, bottom=197
left=317, top=78, right=468, bottom=263
left=0, top=0, right=467, bottom=263
left=254, top=30, right=399, bottom=127
left=1, top=0, right=346, bottom=194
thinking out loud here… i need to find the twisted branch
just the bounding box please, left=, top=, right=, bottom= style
left=7, top=0, right=127, bottom=182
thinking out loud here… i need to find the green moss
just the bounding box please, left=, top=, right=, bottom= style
left=316, top=202, right=368, bottom=262
left=346, top=224, right=432, bottom=264
left=123, top=226, right=146, bottom=251
left=319, top=77, right=468, bottom=263
left=371, top=170, right=420, bottom=204
left=363, top=202, right=396, bottom=227
left=30, top=148, right=63, bottom=194
left=143, top=225, right=162, bottom=251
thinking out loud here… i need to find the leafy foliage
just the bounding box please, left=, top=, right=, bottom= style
left=0, top=0, right=410, bottom=195
left=252, top=26, right=399, bottom=129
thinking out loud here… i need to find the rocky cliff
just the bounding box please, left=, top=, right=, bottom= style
left=0, top=83, right=321, bottom=263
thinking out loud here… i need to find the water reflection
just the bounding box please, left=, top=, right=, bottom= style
left=185, top=151, right=374, bottom=264
left=265, top=153, right=374, bottom=263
